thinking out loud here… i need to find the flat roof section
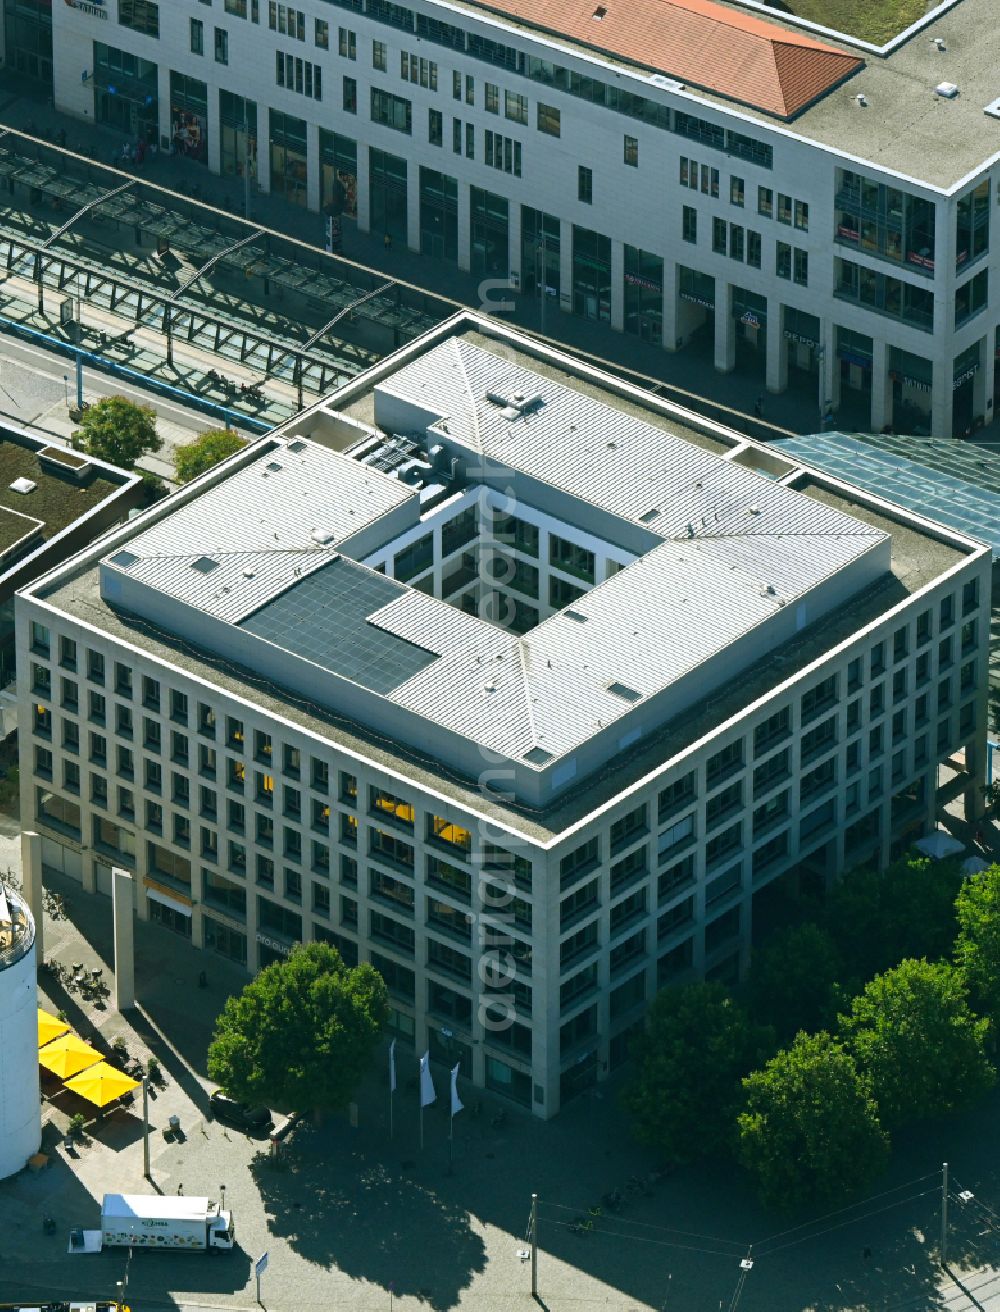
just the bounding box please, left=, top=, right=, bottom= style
left=0, top=435, right=120, bottom=542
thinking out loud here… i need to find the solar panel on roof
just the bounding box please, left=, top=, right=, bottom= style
left=239, top=557, right=437, bottom=694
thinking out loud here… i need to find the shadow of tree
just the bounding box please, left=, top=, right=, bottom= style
left=250, top=1121, right=486, bottom=1309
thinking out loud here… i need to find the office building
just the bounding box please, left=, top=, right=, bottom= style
left=17, top=312, right=990, bottom=1114
left=5, top=0, right=999, bottom=437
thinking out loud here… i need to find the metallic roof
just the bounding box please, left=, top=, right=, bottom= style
left=102, top=342, right=887, bottom=768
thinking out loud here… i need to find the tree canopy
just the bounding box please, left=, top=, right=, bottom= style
left=174, top=427, right=245, bottom=483
left=825, top=854, right=963, bottom=987
left=839, top=958, right=995, bottom=1129
left=737, top=1031, right=889, bottom=1211
left=72, top=395, right=162, bottom=470
left=622, top=981, right=772, bottom=1165
left=207, top=942, right=389, bottom=1114
left=955, top=865, right=1000, bottom=1023
left=748, top=923, right=843, bottom=1043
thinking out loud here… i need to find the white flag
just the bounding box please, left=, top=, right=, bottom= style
left=389, top=1039, right=396, bottom=1094
left=450, top=1062, right=463, bottom=1117
left=419, top=1051, right=436, bottom=1107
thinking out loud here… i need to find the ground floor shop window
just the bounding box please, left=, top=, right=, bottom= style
left=521, top=205, right=560, bottom=300
left=269, top=108, right=308, bottom=207
left=419, top=167, right=458, bottom=261
left=623, top=245, right=662, bottom=344
left=369, top=147, right=407, bottom=242
left=220, top=90, right=257, bottom=183
left=572, top=225, right=610, bottom=321
left=170, top=71, right=208, bottom=164
left=320, top=129, right=358, bottom=218
left=470, top=186, right=509, bottom=279
left=485, top=1055, right=531, bottom=1105
left=204, top=915, right=247, bottom=966
left=93, top=41, right=158, bottom=144
left=148, top=898, right=192, bottom=938
left=4, top=0, right=52, bottom=85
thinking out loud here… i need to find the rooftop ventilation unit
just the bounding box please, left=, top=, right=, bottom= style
left=932, top=37, right=946, bottom=51
left=287, top=440, right=307, bottom=453
left=311, top=527, right=336, bottom=545
left=592, top=4, right=607, bottom=17
left=935, top=81, right=959, bottom=98
left=9, top=478, right=36, bottom=494
left=191, top=556, right=219, bottom=574
left=608, top=682, right=642, bottom=703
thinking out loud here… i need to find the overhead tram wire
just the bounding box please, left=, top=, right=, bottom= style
left=752, top=1169, right=942, bottom=1252
left=536, top=1198, right=747, bottom=1251
left=756, top=1186, right=942, bottom=1260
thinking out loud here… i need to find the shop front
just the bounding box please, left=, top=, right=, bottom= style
left=953, top=342, right=981, bottom=437
left=732, top=285, right=767, bottom=375
left=836, top=326, right=874, bottom=427
left=783, top=307, right=821, bottom=388
left=320, top=129, right=358, bottom=219
left=471, top=186, right=509, bottom=278
left=623, top=246, right=663, bottom=344
left=369, top=147, right=407, bottom=242
left=169, top=71, right=208, bottom=164
left=4, top=0, right=53, bottom=87
left=419, top=167, right=458, bottom=262
left=269, top=108, right=308, bottom=207
left=888, top=346, right=932, bottom=434
left=93, top=41, right=158, bottom=142
left=204, top=916, right=247, bottom=967
left=572, top=225, right=611, bottom=322
left=220, top=89, right=257, bottom=183
left=521, top=206, right=560, bottom=301
left=677, top=265, right=715, bottom=352
left=147, top=887, right=192, bottom=939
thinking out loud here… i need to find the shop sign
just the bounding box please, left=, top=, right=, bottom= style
left=953, top=365, right=978, bottom=390
left=836, top=225, right=859, bottom=241
left=65, top=0, right=108, bottom=17
left=624, top=273, right=662, bottom=292
left=680, top=292, right=713, bottom=309
left=839, top=350, right=872, bottom=370
left=783, top=330, right=818, bottom=346
left=889, top=370, right=932, bottom=393
left=907, top=250, right=935, bottom=271
left=255, top=931, right=293, bottom=957
left=739, top=311, right=761, bottom=328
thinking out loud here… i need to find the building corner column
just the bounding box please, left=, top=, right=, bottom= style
left=765, top=300, right=787, bottom=393
left=20, top=831, right=43, bottom=962
left=714, top=281, right=735, bottom=373
left=870, top=338, right=892, bottom=432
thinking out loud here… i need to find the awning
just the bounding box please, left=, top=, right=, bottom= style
left=64, top=1062, right=140, bottom=1107
left=38, top=1033, right=103, bottom=1079
left=914, top=830, right=965, bottom=860
left=38, top=1007, right=70, bottom=1048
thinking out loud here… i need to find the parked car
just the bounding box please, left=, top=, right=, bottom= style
left=209, top=1091, right=273, bottom=1133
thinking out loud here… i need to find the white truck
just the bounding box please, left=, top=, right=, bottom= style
left=72, top=1194, right=235, bottom=1253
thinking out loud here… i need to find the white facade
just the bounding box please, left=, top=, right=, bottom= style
left=0, top=888, right=41, bottom=1179
left=25, top=0, right=1000, bottom=439
left=15, top=317, right=993, bottom=1116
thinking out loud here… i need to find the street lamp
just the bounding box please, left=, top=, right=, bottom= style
left=220, top=1183, right=226, bottom=1211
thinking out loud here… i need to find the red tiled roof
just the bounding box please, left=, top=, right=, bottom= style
left=475, top=0, right=864, bottom=119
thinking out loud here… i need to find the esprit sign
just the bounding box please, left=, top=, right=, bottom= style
left=65, top=0, right=108, bottom=17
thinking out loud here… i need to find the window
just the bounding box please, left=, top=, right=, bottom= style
left=713, top=217, right=727, bottom=255
left=793, top=249, right=808, bottom=286
left=682, top=206, right=697, bottom=243
left=624, top=135, right=638, bottom=167
left=343, top=76, right=357, bottom=114
left=85, top=648, right=102, bottom=682
left=747, top=230, right=761, bottom=268
left=465, top=74, right=474, bottom=104
left=190, top=17, right=204, bottom=53
left=215, top=27, right=229, bottom=63
left=428, top=814, right=471, bottom=855
left=658, top=772, right=695, bottom=821
left=729, top=225, right=744, bottom=262
left=485, top=82, right=499, bottom=113
left=338, top=26, right=357, bottom=58
left=119, top=0, right=159, bottom=37
left=465, top=122, right=475, bottom=158
left=560, top=836, right=599, bottom=889
left=777, top=193, right=792, bottom=225
left=506, top=90, right=528, bottom=124
left=537, top=103, right=560, bottom=136
left=578, top=166, right=593, bottom=204
left=955, top=270, right=988, bottom=326
left=706, top=739, right=744, bottom=786
left=794, top=199, right=809, bottom=230
left=776, top=240, right=791, bottom=279
left=730, top=175, right=744, bottom=207
left=758, top=186, right=773, bottom=218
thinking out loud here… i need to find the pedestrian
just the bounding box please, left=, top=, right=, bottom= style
left=177, top=1182, right=184, bottom=1196
left=383, top=232, right=392, bottom=251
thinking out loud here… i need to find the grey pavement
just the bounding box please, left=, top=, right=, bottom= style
left=3, top=812, right=1000, bottom=1309
left=7, top=84, right=987, bottom=451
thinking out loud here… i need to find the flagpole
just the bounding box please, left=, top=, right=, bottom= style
left=448, top=1105, right=454, bottom=1175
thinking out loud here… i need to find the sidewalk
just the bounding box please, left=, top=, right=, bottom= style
left=3, top=85, right=975, bottom=448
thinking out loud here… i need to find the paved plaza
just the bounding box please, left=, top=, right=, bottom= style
left=1, top=807, right=1000, bottom=1311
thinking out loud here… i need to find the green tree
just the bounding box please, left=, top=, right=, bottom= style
left=174, top=428, right=245, bottom=483
left=748, top=923, right=843, bottom=1042
left=622, top=982, right=772, bottom=1165
left=826, top=853, right=963, bottom=988
left=72, top=395, right=162, bottom=470
left=840, top=958, right=995, bottom=1129
left=955, top=865, right=1000, bottom=1021
left=207, top=942, right=389, bottom=1115
left=737, top=1031, right=889, bottom=1211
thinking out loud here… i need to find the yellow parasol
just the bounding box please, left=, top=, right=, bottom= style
left=38, top=1032, right=103, bottom=1079
left=38, top=1007, right=70, bottom=1048
left=64, top=1061, right=140, bottom=1107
